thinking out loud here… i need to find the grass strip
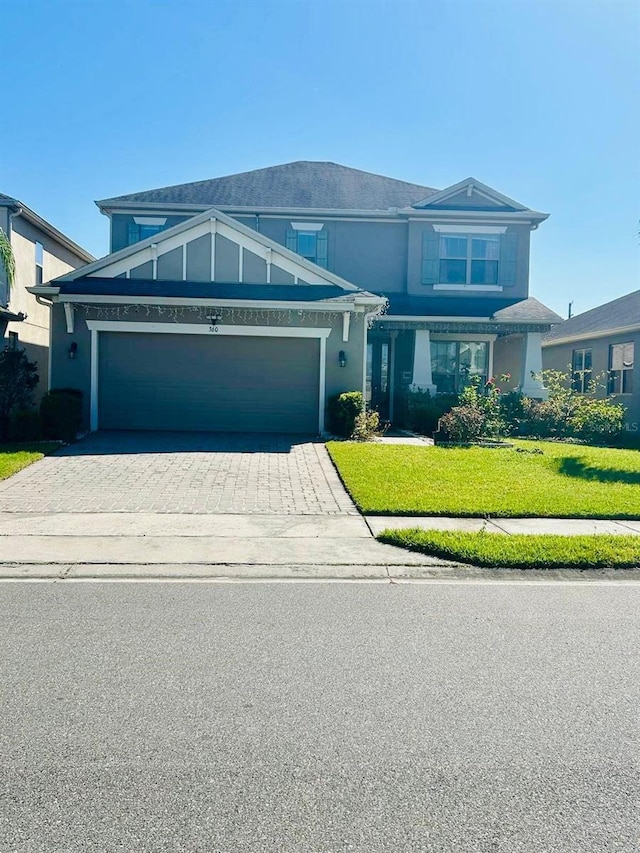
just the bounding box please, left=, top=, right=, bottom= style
left=379, top=528, right=640, bottom=569
left=327, top=440, right=640, bottom=518
left=0, top=443, right=61, bottom=481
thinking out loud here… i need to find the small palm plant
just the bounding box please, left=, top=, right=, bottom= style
left=0, top=227, right=16, bottom=297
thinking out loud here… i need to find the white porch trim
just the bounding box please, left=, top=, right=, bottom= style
left=411, top=329, right=437, bottom=394
left=85, top=320, right=331, bottom=434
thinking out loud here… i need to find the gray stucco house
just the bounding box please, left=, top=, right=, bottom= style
left=30, top=161, right=561, bottom=434
left=543, top=290, right=639, bottom=435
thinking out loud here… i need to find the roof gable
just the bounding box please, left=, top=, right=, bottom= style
left=97, top=161, right=438, bottom=212
left=53, top=206, right=363, bottom=292
left=412, top=177, right=529, bottom=212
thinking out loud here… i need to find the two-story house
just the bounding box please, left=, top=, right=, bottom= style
left=30, top=162, right=561, bottom=434
left=1, top=194, right=94, bottom=396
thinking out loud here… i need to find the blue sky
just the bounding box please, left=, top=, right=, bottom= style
left=3, top=0, right=638, bottom=318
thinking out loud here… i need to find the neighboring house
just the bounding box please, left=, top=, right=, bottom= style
left=543, top=290, right=640, bottom=434
left=30, top=161, right=562, bottom=434
left=0, top=194, right=94, bottom=395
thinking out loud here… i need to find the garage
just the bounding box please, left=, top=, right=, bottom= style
left=97, top=330, right=321, bottom=433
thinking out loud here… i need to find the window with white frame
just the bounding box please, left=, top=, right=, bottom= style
left=608, top=342, right=634, bottom=394
left=571, top=348, right=592, bottom=393
left=35, top=241, right=44, bottom=285
left=439, top=234, right=500, bottom=285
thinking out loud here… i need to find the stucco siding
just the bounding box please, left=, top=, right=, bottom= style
left=543, top=332, right=640, bottom=433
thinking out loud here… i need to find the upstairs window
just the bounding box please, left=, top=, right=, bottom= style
left=286, top=225, right=328, bottom=269
left=608, top=342, right=634, bottom=394
left=126, top=217, right=168, bottom=246
left=572, top=348, right=592, bottom=392
left=439, top=234, right=500, bottom=285
left=422, top=230, right=517, bottom=288
left=35, top=241, right=44, bottom=285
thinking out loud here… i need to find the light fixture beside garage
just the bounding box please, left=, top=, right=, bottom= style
left=338, top=350, right=347, bottom=368
left=68, top=342, right=78, bottom=360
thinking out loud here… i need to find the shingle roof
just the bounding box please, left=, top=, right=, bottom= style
left=543, top=290, right=640, bottom=343
left=97, top=161, right=438, bottom=211
left=384, top=295, right=562, bottom=323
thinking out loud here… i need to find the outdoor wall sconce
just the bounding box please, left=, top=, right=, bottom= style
left=68, top=342, right=78, bottom=360
left=338, top=350, right=347, bottom=368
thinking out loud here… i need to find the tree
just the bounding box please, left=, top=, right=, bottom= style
left=0, top=227, right=15, bottom=296
left=0, top=348, right=39, bottom=439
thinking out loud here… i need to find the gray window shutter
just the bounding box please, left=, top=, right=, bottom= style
left=421, top=231, right=439, bottom=285
left=316, top=231, right=328, bottom=268
left=499, top=232, right=518, bottom=287
left=286, top=229, right=297, bottom=252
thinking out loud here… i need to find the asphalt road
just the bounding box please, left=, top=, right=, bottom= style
left=1, top=581, right=639, bottom=852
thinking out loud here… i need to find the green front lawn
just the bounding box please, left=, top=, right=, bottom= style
left=0, top=443, right=60, bottom=481
left=379, top=529, right=640, bottom=569
left=327, top=440, right=640, bottom=518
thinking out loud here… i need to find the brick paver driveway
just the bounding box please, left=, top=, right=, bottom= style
left=0, top=432, right=355, bottom=515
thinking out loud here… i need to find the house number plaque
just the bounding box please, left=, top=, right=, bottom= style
left=209, top=325, right=220, bottom=333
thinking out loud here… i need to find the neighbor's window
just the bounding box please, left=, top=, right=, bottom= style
left=431, top=340, right=489, bottom=394
left=439, top=234, right=500, bottom=285
left=35, top=241, right=44, bottom=285
left=608, top=342, right=634, bottom=394
left=571, top=348, right=592, bottom=393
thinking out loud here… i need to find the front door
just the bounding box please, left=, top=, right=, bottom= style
left=366, top=339, right=390, bottom=421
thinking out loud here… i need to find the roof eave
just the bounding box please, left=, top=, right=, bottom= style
left=0, top=198, right=95, bottom=263
left=543, top=323, right=640, bottom=347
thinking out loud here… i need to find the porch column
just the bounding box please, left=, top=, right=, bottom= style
left=411, top=330, right=437, bottom=395
left=519, top=331, right=548, bottom=399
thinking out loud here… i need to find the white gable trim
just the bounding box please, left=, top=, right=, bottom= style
left=412, top=177, right=528, bottom=211
left=55, top=206, right=360, bottom=292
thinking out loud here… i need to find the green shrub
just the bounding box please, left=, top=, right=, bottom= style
left=8, top=409, right=42, bottom=442
left=328, top=391, right=364, bottom=437
left=405, top=389, right=457, bottom=435
left=520, top=370, right=625, bottom=443
left=437, top=405, right=485, bottom=443
left=40, top=388, right=83, bottom=442
left=351, top=409, right=383, bottom=441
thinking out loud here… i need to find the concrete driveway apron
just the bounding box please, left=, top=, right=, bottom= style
left=0, top=431, right=443, bottom=577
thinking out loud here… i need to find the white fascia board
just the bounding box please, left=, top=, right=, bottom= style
left=27, top=285, right=61, bottom=296
left=85, top=320, right=333, bottom=339
left=404, top=210, right=549, bottom=223
left=98, top=200, right=409, bottom=220
left=57, top=293, right=361, bottom=312
left=57, top=206, right=362, bottom=292
left=542, top=324, right=640, bottom=347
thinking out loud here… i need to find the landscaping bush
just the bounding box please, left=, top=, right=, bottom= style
left=437, top=404, right=485, bottom=443
left=405, top=389, right=457, bottom=435
left=520, top=370, right=625, bottom=443
left=8, top=409, right=42, bottom=442
left=351, top=409, right=383, bottom=441
left=0, top=348, right=39, bottom=440
left=40, top=388, right=83, bottom=442
left=327, top=391, right=364, bottom=437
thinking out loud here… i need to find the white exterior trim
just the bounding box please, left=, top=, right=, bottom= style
left=433, top=284, right=504, bottom=292
left=133, top=217, right=167, bottom=226
left=90, top=328, right=99, bottom=431
left=432, top=224, right=507, bottom=234
left=60, top=293, right=366, bottom=311
left=85, top=321, right=331, bottom=434
left=291, top=222, right=324, bottom=231
left=430, top=333, right=497, bottom=342
left=63, top=303, right=75, bottom=334
left=412, top=177, right=529, bottom=211
left=342, top=311, right=350, bottom=342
